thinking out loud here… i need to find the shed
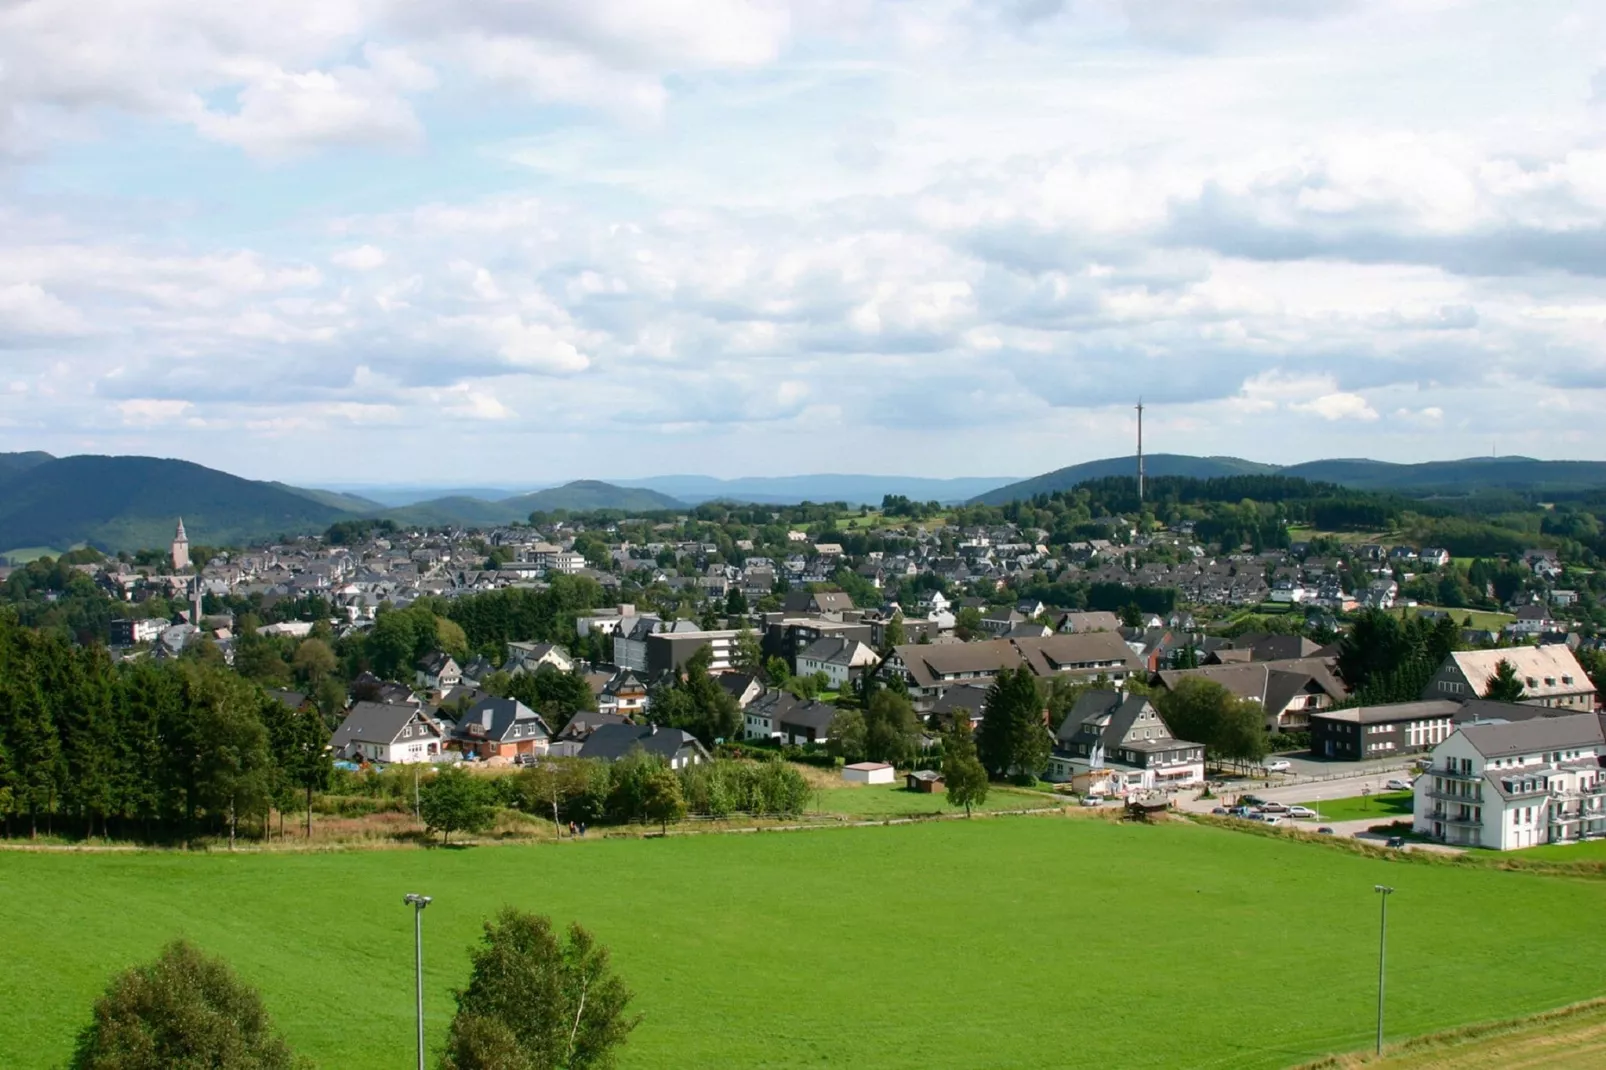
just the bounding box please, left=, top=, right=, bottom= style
left=842, top=761, right=896, bottom=785
left=906, top=769, right=945, bottom=794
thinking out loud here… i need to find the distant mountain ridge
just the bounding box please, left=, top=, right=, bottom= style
left=612, top=473, right=1016, bottom=505
left=970, top=454, right=1606, bottom=504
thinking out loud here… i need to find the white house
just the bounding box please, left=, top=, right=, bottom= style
left=1412, top=713, right=1606, bottom=850
left=330, top=702, right=446, bottom=764
left=1045, top=690, right=1206, bottom=793
left=842, top=762, right=896, bottom=785
left=795, top=637, right=879, bottom=690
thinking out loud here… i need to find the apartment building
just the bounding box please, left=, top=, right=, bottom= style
left=1421, top=647, right=1596, bottom=710
left=1412, top=713, right=1606, bottom=850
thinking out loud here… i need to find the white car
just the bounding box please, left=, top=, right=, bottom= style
left=1079, top=794, right=1105, bottom=807
left=1258, top=815, right=1284, bottom=826
left=1265, top=759, right=1292, bottom=773
left=1287, top=805, right=1317, bottom=819
left=1385, top=778, right=1413, bottom=792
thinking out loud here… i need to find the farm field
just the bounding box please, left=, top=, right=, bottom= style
left=3, top=818, right=1605, bottom=1070
left=1298, top=791, right=1415, bottom=823
left=809, top=782, right=1055, bottom=817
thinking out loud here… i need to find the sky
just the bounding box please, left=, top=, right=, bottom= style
left=2, top=0, right=1605, bottom=485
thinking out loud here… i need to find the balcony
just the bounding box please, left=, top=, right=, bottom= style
left=1425, top=787, right=1484, bottom=805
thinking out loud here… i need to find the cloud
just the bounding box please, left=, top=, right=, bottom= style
left=117, top=398, right=193, bottom=425
left=332, top=245, right=388, bottom=271
left=1292, top=391, right=1380, bottom=422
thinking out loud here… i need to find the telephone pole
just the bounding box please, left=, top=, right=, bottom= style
left=1135, top=398, right=1145, bottom=504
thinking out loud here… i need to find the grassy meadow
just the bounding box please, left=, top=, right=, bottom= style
left=4, top=817, right=1605, bottom=1069
left=1298, top=791, right=1415, bottom=823
left=809, top=782, right=1055, bottom=817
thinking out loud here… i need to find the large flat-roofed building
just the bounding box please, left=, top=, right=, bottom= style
left=1309, top=700, right=1462, bottom=761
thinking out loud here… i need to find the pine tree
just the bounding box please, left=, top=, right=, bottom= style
left=976, top=667, right=1051, bottom=780
left=1483, top=658, right=1527, bottom=702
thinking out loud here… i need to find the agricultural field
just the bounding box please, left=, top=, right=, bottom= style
left=3, top=817, right=1605, bottom=1070
left=1385, top=605, right=1515, bottom=631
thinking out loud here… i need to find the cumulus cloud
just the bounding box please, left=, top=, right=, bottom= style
left=3, top=0, right=1606, bottom=477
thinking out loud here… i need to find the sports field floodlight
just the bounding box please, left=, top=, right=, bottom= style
left=1374, top=885, right=1394, bottom=1055
left=404, top=894, right=433, bottom=1070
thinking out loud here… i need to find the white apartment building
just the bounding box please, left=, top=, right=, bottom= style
left=1413, top=713, right=1606, bottom=850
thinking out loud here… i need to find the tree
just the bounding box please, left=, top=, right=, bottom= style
left=954, top=606, right=984, bottom=641
left=69, top=940, right=305, bottom=1070
left=641, top=767, right=686, bottom=833
left=419, top=766, right=497, bottom=844
left=441, top=909, right=640, bottom=1070
left=975, top=667, right=1051, bottom=780
left=1155, top=678, right=1267, bottom=769
left=725, top=588, right=748, bottom=617
left=1484, top=658, right=1527, bottom=702
left=863, top=690, right=920, bottom=767
left=264, top=702, right=331, bottom=839
left=732, top=628, right=762, bottom=674
left=825, top=709, right=868, bottom=763
left=882, top=612, right=906, bottom=651
left=942, top=721, right=989, bottom=817
left=187, top=669, right=274, bottom=849
left=291, top=638, right=337, bottom=687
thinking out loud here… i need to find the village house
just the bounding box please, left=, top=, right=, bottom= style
left=1044, top=690, right=1206, bottom=793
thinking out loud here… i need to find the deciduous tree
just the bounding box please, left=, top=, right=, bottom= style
left=941, top=721, right=989, bottom=817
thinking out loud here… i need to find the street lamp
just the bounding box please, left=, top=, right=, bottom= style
left=404, top=893, right=433, bottom=1070
left=1374, top=885, right=1394, bottom=1056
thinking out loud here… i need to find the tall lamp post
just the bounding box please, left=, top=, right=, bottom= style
left=1374, top=885, right=1394, bottom=1055
left=404, top=893, right=433, bottom=1070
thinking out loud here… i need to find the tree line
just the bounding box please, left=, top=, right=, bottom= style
left=0, top=611, right=329, bottom=842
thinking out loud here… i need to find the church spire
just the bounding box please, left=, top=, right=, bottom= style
left=171, top=517, right=191, bottom=572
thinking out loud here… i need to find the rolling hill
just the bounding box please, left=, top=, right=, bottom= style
left=615, top=473, right=1016, bottom=505
left=970, top=454, right=1277, bottom=504
left=971, top=454, right=1606, bottom=504
left=0, top=456, right=351, bottom=554
left=381, top=481, right=686, bottom=527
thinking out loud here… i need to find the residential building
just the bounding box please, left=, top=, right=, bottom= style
left=330, top=702, right=445, bottom=764
left=1422, top=647, right=1595, bottom=710
left=882, top=633, right=1142, bottom=710
left=504, top=641, right=575, bottom=675
left=1044, top=690, right=1205, bottom=792
left=645, top=628, right=740, bottom=676
left=1152, top=658, right=1348, bottom=731
left=109, top=617, right=167, bottom=646
left=1412, top=713, right=1606, bottom=849
left=577, top=723, right=710, bottom=769
left=416, top=652, right=462, bottom=692
left=448, top=697, right=552, bottom=761
left=795, top=636, right=879, bottom=690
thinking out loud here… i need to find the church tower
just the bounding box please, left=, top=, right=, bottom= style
left=171, top=518, right=190, bottom=572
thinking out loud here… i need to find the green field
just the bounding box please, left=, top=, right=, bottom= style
left=4, top=819, right=1606, bottom=1069
left=809, top=783, right=1054, bottom=817
left=1385, top=605, right=1514, bottom=631
left=1517, top=838, right=1606, bottom=862
left=1298, top=791, right=1415, bottom=823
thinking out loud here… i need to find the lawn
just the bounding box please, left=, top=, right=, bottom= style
left=4, top=820, right=1606, bottom=1069
left=1297, top=791, right=1415, bottom=823
left=1385, top=605, right=1515, bottom=631
left=1516, top=838, right=1606, bottom=862
left=809, top=782, right=1055, bottom=817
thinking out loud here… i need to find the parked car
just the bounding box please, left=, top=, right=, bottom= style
left=1259, top=815, right=1284, bottom=826
left=1287, top=805, right=1317, bottom=819
left=1413, top=757, right=1433, bottom=770
left=1239, top=795, right=1268, bottom=807
left=1260, top=802, right=1289, bottom=814
left=1229, top=805, right=1258, bottom=818
left=1385, top=778, right=1413, bottom=792
left=1210, top=807, right=1228, bottom=815
left=1385, top=836, right=1408, bottom=849
left=1079, top=795, right=1105, bottom=807
left=1265, top=759, right=1292, bottom=773
left=1317, top=826, right=1336, bottom=835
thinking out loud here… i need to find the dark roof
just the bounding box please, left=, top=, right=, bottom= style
left=1459, top=713, right=1604, bottom=758
left=717, top=672, right=760, bottom=699
left=452, top=697, right=551, bottom=744
left=555, top=710, right=633, bottom=742
left=577, top=723, right=710, bottom=763
left=266, top=688, right=308, bottom=710
left=1311, top=700, right=1461, bottom=726
left=330, top=702, right=437, bottom=750
left=418, top=651, right=457, bottom=674
left=777, top=700, right=836, bottom=733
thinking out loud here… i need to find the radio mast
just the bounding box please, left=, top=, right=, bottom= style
left=1136, top=398, right=1145, bottom=504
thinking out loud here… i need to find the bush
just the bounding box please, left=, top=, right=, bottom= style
left=69, top=941, right=306, bottom=1070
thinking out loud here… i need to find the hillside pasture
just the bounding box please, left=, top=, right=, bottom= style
left=2, top=818, right=1604, bottom=1069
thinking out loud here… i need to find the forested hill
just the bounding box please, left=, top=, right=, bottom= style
left=974, top=454, right=1606, bottom=504
left=0, top=456, right=350, bottom=555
